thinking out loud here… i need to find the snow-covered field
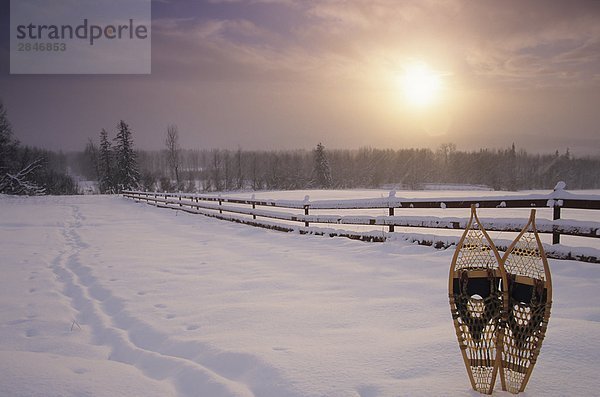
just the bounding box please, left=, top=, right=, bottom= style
left=1, top=193, right=600, bottom=396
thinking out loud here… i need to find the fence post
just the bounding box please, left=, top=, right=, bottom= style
left=552, top=205, right=561, bottom=244
left=388, top=190, right=397, bottom=233
left=304, top=205, right=309, bottom=227
left=219, top=199, right=223, bottom=214
left=179, top=195, right=182, bottom=207
left=252, top=203, right=256, bottom=220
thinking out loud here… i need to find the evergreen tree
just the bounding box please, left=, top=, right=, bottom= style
left=98, top=129, right=114, bottom=193
left=0, top=101, right=18, bottom=176
left=113, top=120, right=139, bottom=192
left=312, top=142, right=332, bottom=188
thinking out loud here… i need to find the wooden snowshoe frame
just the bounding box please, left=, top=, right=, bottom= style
left=500, top=209, right=553, bottom=394
left=449, top=205, right=508, bottom=395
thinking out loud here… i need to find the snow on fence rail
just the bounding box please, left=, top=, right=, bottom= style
left=123, top=186, right=600, bottom=263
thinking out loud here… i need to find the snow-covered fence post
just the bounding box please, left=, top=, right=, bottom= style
left=303, top=195, right=310, bottom=227
left=552, top=181, right=566, bottom=245
left=388, top=190, right=396, bottom=233
left=304, top=205, right=310, bottom=227
left=122, top=186, right=600, bottom=257
left=553, top=206, right=561, bottom=244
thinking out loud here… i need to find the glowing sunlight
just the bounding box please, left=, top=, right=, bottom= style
left=398, top=62, right=443, bottom=108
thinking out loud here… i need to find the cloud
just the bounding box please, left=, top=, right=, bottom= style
left=454, top=1, right=600, bottom=87
left=151, top=16, right=316, bottom=82
left=555, top=39, right=600, bottom=64
left=148, top=0, right=600, bottom=90
left=4, top=0, right=599, bottom=153
left=207, top=0, right=295, bottom=4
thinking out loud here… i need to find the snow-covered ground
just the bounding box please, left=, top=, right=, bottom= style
left=1, top=194, right=600, bottom=396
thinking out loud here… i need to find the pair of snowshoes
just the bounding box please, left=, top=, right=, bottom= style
left=449, top=206, right=552, bottom=394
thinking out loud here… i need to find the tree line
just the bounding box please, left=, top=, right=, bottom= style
left=0, top=101, right=78, bottom=195
left=2, top=97, right=599, bottom=196
left=77, top=124, right=335, bottom=193
left=75, top=128, right=600, bottom=192
left=1, top=100, right=143, bottom=196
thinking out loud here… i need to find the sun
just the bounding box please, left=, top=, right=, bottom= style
left=398, top=62, right=442, bottom=108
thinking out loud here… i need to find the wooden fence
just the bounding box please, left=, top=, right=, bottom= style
left=123, top=188, right=600, bottom=262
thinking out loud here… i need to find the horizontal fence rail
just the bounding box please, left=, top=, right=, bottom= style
left=123, top=187, right=600, bottom=263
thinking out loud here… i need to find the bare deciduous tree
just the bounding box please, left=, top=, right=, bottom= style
left=165, top=124, right=181, bottom=189
left=0, top=100, right=45, bottom=195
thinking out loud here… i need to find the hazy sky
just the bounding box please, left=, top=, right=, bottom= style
left=1, top=0, right=599, bottom=154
